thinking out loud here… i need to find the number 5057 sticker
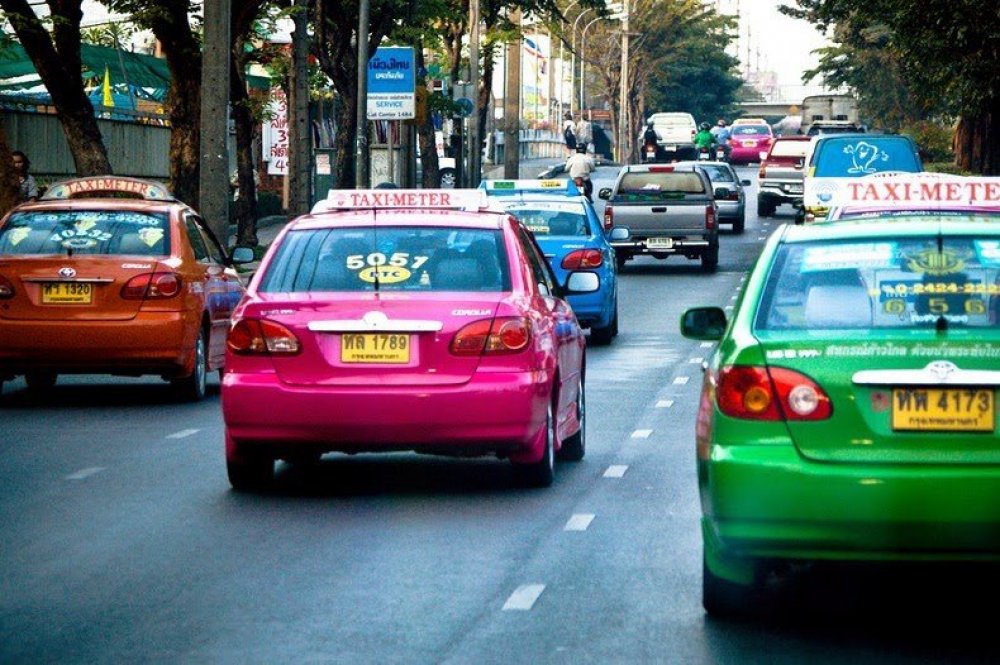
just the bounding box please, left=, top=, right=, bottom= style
left=346, top=252, right=429, bottom=284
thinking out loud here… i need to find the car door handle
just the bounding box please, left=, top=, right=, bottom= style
left=651, top=207, right=667, bottom=213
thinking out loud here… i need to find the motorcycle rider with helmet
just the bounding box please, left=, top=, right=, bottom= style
left=642, top=120, right=659, bottom=162
left=565, top=143, right=596, bottom=201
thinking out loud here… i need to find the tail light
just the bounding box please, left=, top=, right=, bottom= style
left=0, top=275, right=14, bottom=299
left=121, top=272, right=182, bottom=299
left=717, top=365, right=831, bottom=421
left=705, top=205, right=716, bottom=230
left=451, top=317, right=531, bottom=356
left=562, top=249, right=603, bottom=269
left=759, top=162, right=767, bottom=179
left=603, top=205, right=614, bottom=232
left=227, top=319, right=301, bottom=355
left=725, top=191, right=740, bottom=201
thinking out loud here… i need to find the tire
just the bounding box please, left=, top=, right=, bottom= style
left=615, top=254, right=627, bottom=272
left=514, top=402, right=555, bottom=488
left=439, top=168, right=456, bottom=188
left=172, top=328, right=208, bottom=402
left=611, top=301, right=620, bottom=337
left=590, top=316, right=614, bottom=346
left=227, top=452, right=275, bottom=491
left=25, top=372, right=57, bottom=394
left=701, top=248, right=719, bottom=273
left=703, top=552, right=755, bottom=617
left=732, top=211, right=745, bottom=234
left=757, top=198, right=775, bottom=218
left=557, top=380, right=586, bottom=462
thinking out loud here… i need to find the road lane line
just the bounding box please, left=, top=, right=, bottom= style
left=656, top=400, right=674, bottom=408
left=631, top=429, right=652, bottom=439
left=673, top=376, right=690, bottom=385
left=700, top=341, right=714, bottom=348
left=502, top=584, right=546, bottom=611
left=166, top=429, right=200, bottom=439
left=603, top=465, right=628, bottom=478
left=65, top=467, right=105, bottom=480
left=689, top=357, right=703, bottom=364
left=564, top=514, right=595, bottom=531
left=724, top=305, right=734, bottom=311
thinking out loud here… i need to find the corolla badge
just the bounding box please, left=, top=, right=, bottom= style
left=844, top=141, right=889, bottom=174
left=925, top=360, right=958, bottom=383
left=58, top=267, right=77, bottom=278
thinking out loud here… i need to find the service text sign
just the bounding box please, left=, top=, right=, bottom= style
left=367, top=47, right=416, bottom=120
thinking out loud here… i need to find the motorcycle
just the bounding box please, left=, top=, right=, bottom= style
left=573, top=175, right=593, bottom=203
left=697, top=146, right=712, bottom=161
left=714, top=145, right=727, bottom=162
left=643, top=141, right=658, bottom=163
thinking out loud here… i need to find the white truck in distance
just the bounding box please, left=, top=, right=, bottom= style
left=800, top=94, right=862, bottom=135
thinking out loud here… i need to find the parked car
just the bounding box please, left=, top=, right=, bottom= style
left=757, top=135, right=812, bottom=218
left=0, top=176, right=246, bottom=400
left=482, top=179, right=619, bottom=344
left=599, top=164, right=719, bottom=272
left=222, top=189, right=594, bottom=490
left=681, top=212, right=1000, bottom=616
left=671, top=161, right=751, bottom=233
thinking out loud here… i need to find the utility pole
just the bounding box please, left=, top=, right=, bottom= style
left=618, top=0, right=630, bottom=164
left=288, top=0, right=311, bottom=214
left=355, top=0, right=370, bottom=188
left=468, top=0, right=481, bottom=186
left=503, top=10, right=522, bottom=179
left=199, top=0, right=231, bottom=245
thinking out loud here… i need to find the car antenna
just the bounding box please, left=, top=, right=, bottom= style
left=936, top=315, right=948, bottom=335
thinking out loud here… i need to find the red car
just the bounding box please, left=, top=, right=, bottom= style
left=727, top=124, right=774, bottom=165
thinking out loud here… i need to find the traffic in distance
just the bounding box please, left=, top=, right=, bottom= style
left=1, top=132, right=998, bottom=637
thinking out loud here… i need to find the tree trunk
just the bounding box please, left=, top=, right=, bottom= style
left=477, top=46, right=494, bottom=167
left=1, top=0, right=112, bottom=175
left=415, top=44, right=439, bottom=188
left=334, top=90, right=358, bottom=188
left=955, top=104, right=999, bottom=175
left=230, top=60, right=259, bottom=247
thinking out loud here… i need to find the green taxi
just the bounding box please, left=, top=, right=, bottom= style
left=681, top=216, right=1000, bottom=615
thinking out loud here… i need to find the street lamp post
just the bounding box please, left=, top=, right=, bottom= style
left=579, top=16, right=603, bottom=114
left=569, top=8, right=594, bottom=116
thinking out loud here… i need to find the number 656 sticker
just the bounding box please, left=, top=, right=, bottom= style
left=346, top=252, right=429, bottom=284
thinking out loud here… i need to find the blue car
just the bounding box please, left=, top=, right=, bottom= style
left=482, top=179, right=619, bottom=344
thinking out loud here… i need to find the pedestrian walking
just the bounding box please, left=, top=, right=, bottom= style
left=575, top=114, right=593, bottom=154
left=12, top=151, right=38, bottom=203
left=562, top=113, right=577, bottom=154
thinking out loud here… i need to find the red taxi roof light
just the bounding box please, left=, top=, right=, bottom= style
left=717, top=365, right=831, bottom=421
left=227, top=319, right=301, bottom=355
left=121, top=272, right=181, bottom=300
left=0, top=275, right=15, bottom=299
left=451, top=317, right=532, bottom=356
left=562, top=249, right=603, bottom=270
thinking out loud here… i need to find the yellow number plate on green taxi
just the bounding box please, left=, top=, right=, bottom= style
left=892, top=388, right=994, bottom=432
left=341, top=333, right=410, bottom=364
left=41, top=282, right=93, bottom=304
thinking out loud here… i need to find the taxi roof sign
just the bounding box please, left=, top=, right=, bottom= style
left=480, top=179, right=581, bottom=197
left=828, top=174, right=1000, bottom=212
left=311, top=189, right=492, bottom=214
left=41, top=176, right=174, bottom=202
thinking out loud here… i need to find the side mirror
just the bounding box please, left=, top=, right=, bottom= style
left=741, top=179, right=752, bottom=186
left=713, top=187, right=729, bottom=199
left=565, top=271, right=600, bottom=294
left=759, top=151, right=769, bottom=161
left=680, top=306, right=727, bottom=341
left=598, top=187, right=612, bottom=200
left=231, top=246, right=255, bottom=264
left=608, top=226, right=630, bottom=241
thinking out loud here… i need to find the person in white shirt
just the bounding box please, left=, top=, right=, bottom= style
left=575, top=115, right=593, bottom=154
left=565, top=143, right=596, bottom=200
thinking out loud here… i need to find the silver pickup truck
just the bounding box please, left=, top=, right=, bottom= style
left=598, top=165, right=719, bottom=272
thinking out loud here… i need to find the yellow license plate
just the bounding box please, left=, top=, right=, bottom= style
left=892, top=388, right=995, bottom=432
left=41, top=282, right=93, bottom=304
left=340, top=333, right=410, bottom=364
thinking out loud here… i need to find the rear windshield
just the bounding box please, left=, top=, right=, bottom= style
left=260, top=226, right=511, bottom=293
left=0, top=210, right=169, bottom=256
left=732, top=125, right=771, bottom=136
left=652, top=116, right=693, bottom=126
left=769, top=140, right=810, bottom=158
left=504, top=202, right=590, bottom=237
left=755, top=237, right=1000, bottom=331
left=813, top=137, right=920, bottom=177
left=696, top=165, right=734, bottom=183
left=617, top=172, right=706, bottom=200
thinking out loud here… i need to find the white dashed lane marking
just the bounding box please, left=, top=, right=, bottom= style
left=603, top=465, right=629, bottom=478
left=631, top=429, right=653, bottom=439
left=564, top=514, right=595, bottom=531
left=673, top=376, right=690, bottom=385
left=65, top=467, right=105, bottom=480
left=656, top=400, right=674, bottom=408
left=700, top=341, right=714, bottom=348
left=688, top=357, right=703, bottom=364
left=502, top=584, right=546, bottom=611
left=166, top=429, right=200, bottom=439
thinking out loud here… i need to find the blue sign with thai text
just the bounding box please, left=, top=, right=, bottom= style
left=368, top=47, right=415, bottom=95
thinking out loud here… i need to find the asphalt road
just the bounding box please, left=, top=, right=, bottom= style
left=1, top=167, right=994, bottom=664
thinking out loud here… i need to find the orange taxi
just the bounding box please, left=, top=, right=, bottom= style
left=0, top=176, right=246, bottom=400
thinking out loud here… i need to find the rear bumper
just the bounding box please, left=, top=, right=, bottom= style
left=222, top=369, right=553, bottom=456
left=0, top=311, right=194, bottom=376
left=759, top=181, right=804, bottom=204
left=611, top=235, right=716, bottom=260
left=567, top=285, right=614, bottom=328
left=716, top=201, right=743, bottom=221
left=728, top=147, right=765, bottom=163
left=702, top=444, right=1000, bottom=562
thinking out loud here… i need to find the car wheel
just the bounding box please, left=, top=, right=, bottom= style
left=703, top=551, right=756, bottom=617
left=439, top=168, right=456, bottom=188
left=733, top=212, right=745, bottom=234
left=701, top=249, right=719, bottom=273
left=557, top=380, right=586, bottom=462
left=25, top=372, right=57, bottom=394
left=611, top=302, right=619, bottom=337
left=757, top=199, right=774, bottom=218
left=590, top=318, right=614, bottom=346
left=615, top=254, right=627, bottom=272
left=514, top=401, right=555, bottom=488
left=227, top=451, right=275, bottom=492
left=171, top=328, right=208, bottom=402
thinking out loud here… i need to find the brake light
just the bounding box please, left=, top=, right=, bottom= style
left=227, top=319, right=301, bottom=355
left=759, top=162, right=767, bottom=179
left=648, top=166, right=674, bottom=173
left=562, top=249, right=603, bottom=269
left=451, top=317, right=531, bottom=355
left=717, top=365, right=831, bottom=421
left=121, top=272, right=182, bottom=299
left=705, top=205, right=716, bottom=230
left=603, top=205, right=614, bottom=232
left=0, top=275, right=14, bottom=299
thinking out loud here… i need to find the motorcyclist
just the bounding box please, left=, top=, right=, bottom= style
left=565, top=143, right=596, bottom=201
left=694, top=122, right=717, bottom=159
left=642, top=120, right=659, bottom=161
left=710, top=118, right=731, bottom=160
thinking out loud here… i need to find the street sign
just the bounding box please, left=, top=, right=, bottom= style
left=367, top=46, right=416, bottom=120
left=455, top=97, right=474, bottom=118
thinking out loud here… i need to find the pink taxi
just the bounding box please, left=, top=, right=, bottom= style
left=221, top=190, right=595, bottom=490
left=727, top=123, right=774, bottom=165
